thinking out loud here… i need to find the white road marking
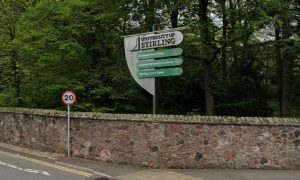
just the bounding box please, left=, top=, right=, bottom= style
left=0, top=160, right=51, bottom=176
left=0, top=150, right=93, bottom=177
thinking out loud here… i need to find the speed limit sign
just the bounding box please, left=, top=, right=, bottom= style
left=61, top=90, right=77, bottom=106
left=61, top=90, right=77, bottom=158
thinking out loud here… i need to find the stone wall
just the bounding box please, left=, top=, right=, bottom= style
left=0, top=108, right=299, bottom=169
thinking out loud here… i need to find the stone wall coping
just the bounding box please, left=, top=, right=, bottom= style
left=0, top=107, right=299, bottom=126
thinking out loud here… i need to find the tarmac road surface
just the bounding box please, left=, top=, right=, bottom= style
left=0, top=150, right=92, bottom=180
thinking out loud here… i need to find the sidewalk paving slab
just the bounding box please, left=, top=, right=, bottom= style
left=114, top=170, right=203, bottom=180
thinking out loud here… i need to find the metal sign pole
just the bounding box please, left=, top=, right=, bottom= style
left=61, top=90, right=76, bottom=158
left=67, top=105, right=70, bottom=158
left=153, top=79, right=157, bottom=114
left=152, top=24, right=157, bottom=115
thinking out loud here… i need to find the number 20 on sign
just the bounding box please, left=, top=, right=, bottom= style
left=61, top=90, right=77, bottom=158
left=61, top=90, right=77, bottom=106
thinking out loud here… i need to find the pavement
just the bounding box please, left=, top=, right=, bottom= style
left=1, top=143, right=300, bottom=180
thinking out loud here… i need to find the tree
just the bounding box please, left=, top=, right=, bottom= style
left=0, top=0, right=34, bottom=106
left=16, top=0, right=148, bottom=112
left=197, top=0, right=217, bottom=115
left=261, top=0, right=300, bottom=116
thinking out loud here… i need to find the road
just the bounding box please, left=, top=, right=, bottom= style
left=2, top=145, right=300, bottom=180
left=0, top=150, right=93, bottom=180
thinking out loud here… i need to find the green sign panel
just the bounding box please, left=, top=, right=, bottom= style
left=137, top=67, right=183, bottom=79
left=137, top=48, right=183, bottom=60
left=137, top=58, right=183, bottom=69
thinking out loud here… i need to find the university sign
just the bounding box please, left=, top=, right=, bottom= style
left=123, top=29, right=184, bottom=95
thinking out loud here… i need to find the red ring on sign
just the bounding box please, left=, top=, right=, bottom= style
left=61, top=90, right=77, bottom=106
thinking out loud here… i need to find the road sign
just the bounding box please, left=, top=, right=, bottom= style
left=137, top=67, right=183, bottom=79
left=137, top=58, right=183, bottom=69
left=61, top=90, right=77, bottom=106
left=124, top=28, right=185, bottom=115
left=61, top=90, right=77, bottom=158
left=137, top=48, right=183, bottom=60
left=124, top=29, right=184, bottom=95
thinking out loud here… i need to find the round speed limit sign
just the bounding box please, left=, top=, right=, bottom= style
left=61, top=90, right=77, bottom=106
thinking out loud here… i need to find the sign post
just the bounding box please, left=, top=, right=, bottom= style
left=61, top=90, right=77, bottom=158
left=67, top=104, right=70, bottom=158
left=123, top=27, right=185, bottom=114
left=152, top=25, right=158, bottom=115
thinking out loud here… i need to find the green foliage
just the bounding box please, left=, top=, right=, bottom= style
left=0, top=0, right=298, bottom=116
left=0, top=88, right=18, bottom=107
left=215, top=99, right=273, bottom=117
left=13, top=0, right=150, bottom=113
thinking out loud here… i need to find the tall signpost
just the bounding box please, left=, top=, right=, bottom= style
left=123, top=28, right=184, bottom=114
left=61, top=90, right=77, bottom=158
left=152, top=25, right=158, bottom=114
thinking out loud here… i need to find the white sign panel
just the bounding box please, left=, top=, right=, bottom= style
left=124, top=37, right=155, bottom=95
left=139, top=31, right=183, bottom=50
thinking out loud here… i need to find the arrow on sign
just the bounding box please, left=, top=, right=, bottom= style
left=137, top=48, right=183, bottom=60
left=137, top=58, right=183, bottom=69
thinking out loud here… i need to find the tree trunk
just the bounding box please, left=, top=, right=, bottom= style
left=10, top=48, right=22, bottom=106
left=281, top=20, right=292, bottom=116
left=122, top=3, right=129, bottom=34
left=198, top=0, right=214, bottom=115
left=170, top=0, right=179, bottom=28
left=228, top=0, right=238, bottom=73
left=275, top=25, right=283, bottom=115
left=221, top=0, right=227, bottom=84
left=7, top=10, right=22, bottom=106
left=203, top=60, right=214, bottom=115
left=145, top=0, right=156, bottom=30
